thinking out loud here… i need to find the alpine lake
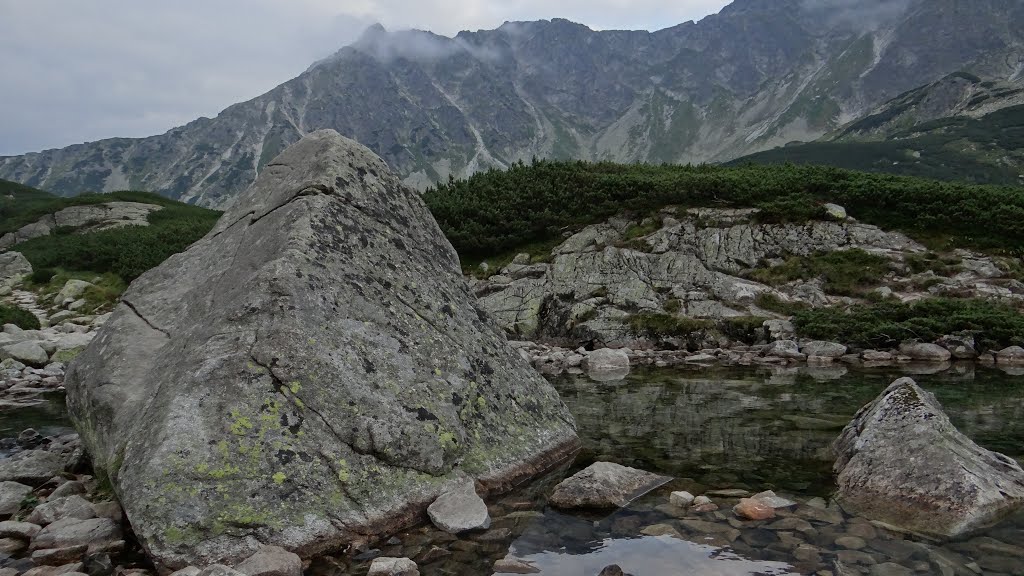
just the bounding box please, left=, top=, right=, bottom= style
left=3, top=365, right=1023, bottom=575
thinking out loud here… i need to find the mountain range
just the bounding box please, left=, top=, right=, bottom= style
left=1, top=0, right=1022, bottom=207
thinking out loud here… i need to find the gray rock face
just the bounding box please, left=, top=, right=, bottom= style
left=833, top=378, right=1024, bottom=539
left=426, top=480, right=490, bottom=534
left=0, top=253, right=32, bottom=291
left=0, top=203, right=161, bottom=250
left=549, top=462, right=670, bottom=509
left=475, top=211, right=920, bottom=346
left=64, top=130, right=578, bottom=568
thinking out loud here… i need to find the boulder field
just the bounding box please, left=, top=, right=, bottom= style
left=64, top=130, right=579, bottom=568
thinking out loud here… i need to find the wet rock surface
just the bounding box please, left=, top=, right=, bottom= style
left=63, top=131, right=578, bottom=568
left=834, top=377, right=1024, bottom=539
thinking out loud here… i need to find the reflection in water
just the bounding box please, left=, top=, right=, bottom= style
left=508, top=509, right=798, bottom=575
left=10, top=368, right=1024, bottom=575
left=0, top=391, right=72, bottom=452
left=552, top=365, right=1024, bottom=493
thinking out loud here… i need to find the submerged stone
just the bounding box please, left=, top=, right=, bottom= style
left=833, top=377, right=1024, bottom=539
left=64, top=130, right=579, bottom=568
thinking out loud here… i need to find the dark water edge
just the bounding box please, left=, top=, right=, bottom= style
left=553, top=363, right=1024, bottom=497
left=4, top=365, right=1024, bottom=575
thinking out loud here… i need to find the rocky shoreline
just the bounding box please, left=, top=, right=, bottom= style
left=519, top=338, right=1024, bottom=380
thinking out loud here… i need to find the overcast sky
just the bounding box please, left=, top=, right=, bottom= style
left=0, top=0, right=731, bottom=156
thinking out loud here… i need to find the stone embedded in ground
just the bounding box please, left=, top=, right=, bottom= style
left=426, top=480, right=490, bottom=534
left=1, top=341, right=50, bottom=367
left=196, top=566, right=246, bottom=576
left=232, top=545, right=301, bottom=576
left=0, top=450, right=64, bottom=486
left=734, top=498, right=776, bottom=520
left=0, top=520, right=42, bottom=540
left=549, top=462, right=670, bottom=509
left=833, top=377, right=1024, bottom=539
left=31, top=545, right=89, bottom=566
left=63, top=130, right=579, bottom=569
left=897, top=342, right=951, bottom=362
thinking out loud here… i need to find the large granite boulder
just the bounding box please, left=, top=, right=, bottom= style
left=0, top=252, right=32, bottom=291
left=833, top=377, right=1024, bottom=539
left=65, top=130, right=579, bottom=568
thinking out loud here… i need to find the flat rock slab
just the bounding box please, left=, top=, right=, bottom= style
left=834, top=377, right=1024, bottom=539
left=30, top=517, right=122, bottom=553
left=27, top=496, right=96, bottom=526
left=427, top=480, right=490, bottom=533
left=549, top=462, right=670, bottom=509
left=0, top=450, right=64, bottom=486
left=64, top=130, right=578, bottom=568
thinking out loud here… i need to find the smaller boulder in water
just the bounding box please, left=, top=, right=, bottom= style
left=582, top=348, right=630, bottom=381
left=833, top=377, right=1024, bottom=539
left=549, top=462, right=670, bottom=509
left=426, top=480, right=490, bottom=534
left=997, top=346, right=1024, bottom=365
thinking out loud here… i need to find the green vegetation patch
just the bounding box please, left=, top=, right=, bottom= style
left=747, top=249, right=891, bottom=296
left=424, top=159, right=1024, bottom=261
left=792, top=298, right=1024, bottom=351
left=13, top=199, right=221, bottom=283
left=0, top=304, right=40, bottom=330
left=754, top=293, right=809, bottom=316
left=627, top=313, right=711, bottom=339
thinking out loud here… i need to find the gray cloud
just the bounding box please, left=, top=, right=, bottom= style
left=0, top=0, right=729, bottom=156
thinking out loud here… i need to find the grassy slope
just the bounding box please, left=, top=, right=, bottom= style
left=728, top=105, right=1024, bottom=186
left=1, top=179, right=221, bottom=287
